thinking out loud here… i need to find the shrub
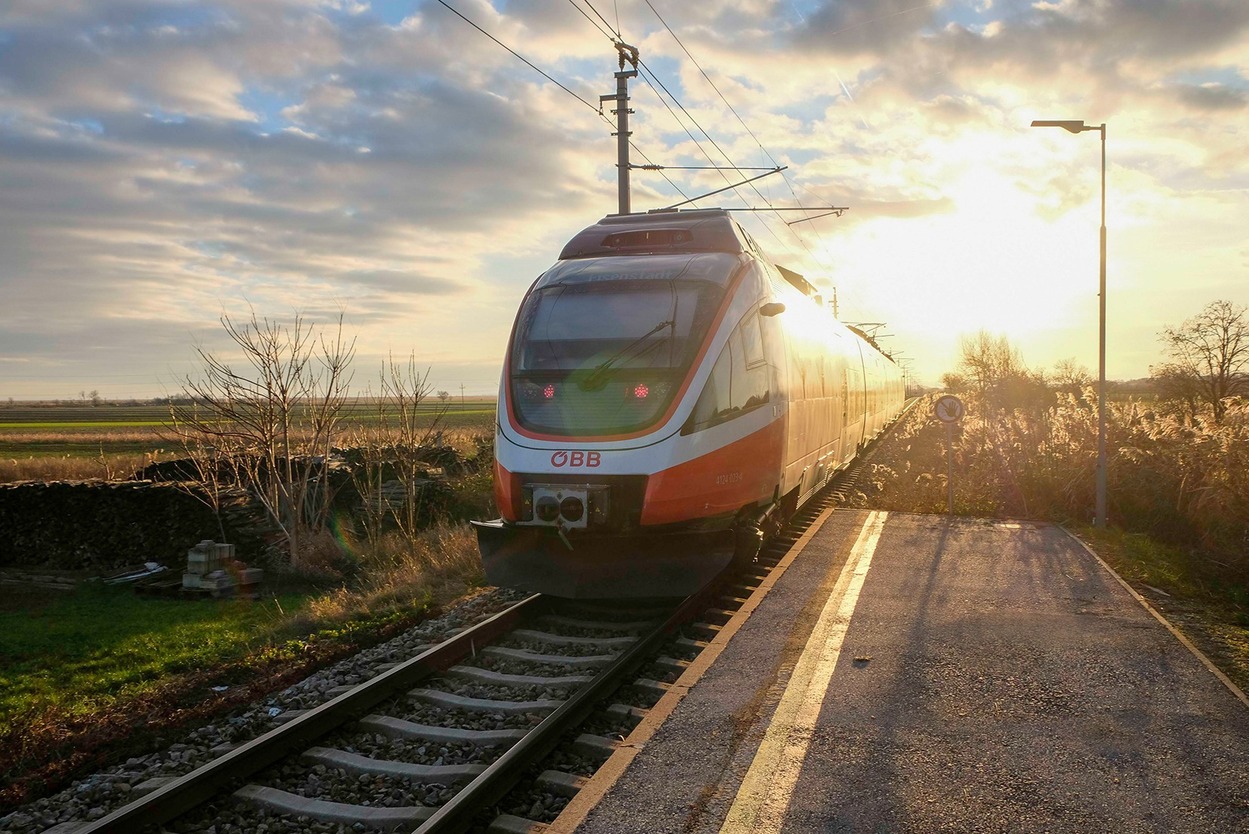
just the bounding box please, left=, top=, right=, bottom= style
left=862, top=393, right=1249, bottom=586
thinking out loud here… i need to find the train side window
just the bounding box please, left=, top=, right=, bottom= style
left=732, top=326, right=769, bottom=411
left=684, top=316, right=770, bottom=434
left=687, top=341, right=734, bottom=432
left=741, top=312, right=765, bottom=368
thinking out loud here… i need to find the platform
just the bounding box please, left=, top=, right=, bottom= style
left=552, top=510, right=1249, bottom=834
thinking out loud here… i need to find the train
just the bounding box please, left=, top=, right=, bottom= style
left=473, top=208, right=904, bottom=597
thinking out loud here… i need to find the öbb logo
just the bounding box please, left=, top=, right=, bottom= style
left=551, top=450, right=601, bottom=468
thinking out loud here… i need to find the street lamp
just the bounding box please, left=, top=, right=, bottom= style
left=1031, top=118, right=1108, bottom=528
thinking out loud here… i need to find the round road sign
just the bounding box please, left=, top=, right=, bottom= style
left=934, top=395, right=966, bottom=423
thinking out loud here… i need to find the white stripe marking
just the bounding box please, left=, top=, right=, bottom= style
left=719, top=510, right=887, bottom=834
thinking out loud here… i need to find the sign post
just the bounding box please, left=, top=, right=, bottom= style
left=934, top=395, right=966, bottom=516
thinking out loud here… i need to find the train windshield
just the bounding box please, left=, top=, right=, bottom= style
left=510, top=253, right=739, bottom=436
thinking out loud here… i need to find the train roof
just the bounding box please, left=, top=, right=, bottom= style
left=559, top=209, right=758, bottom=260
left=557, top=208, right=828, bottom=302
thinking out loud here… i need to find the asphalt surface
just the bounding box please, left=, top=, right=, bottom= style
left=566, top=511, right=1249, bottom=834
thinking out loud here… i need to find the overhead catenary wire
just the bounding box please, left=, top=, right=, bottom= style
left=639, top=2, right=845, bottom=267
left=644, top=0, right=847, bottom=223
left=632, top=61, right=797, bottom=256
left=432, top=0, right=599, bottom=112
left=641, top=0, right=809, bottom=217
left=432, top=0, right=688, bottom=202
left=642, top=0, right=780, bottom=172
left=629, top=61, right=802, bottom=255
left=562, top=0, right=711, bottom=206
left=561, top=0, right=774, bottom=221
left=572, top=0, right=622, bottom=39
left=640, top=4, right=855, bottom=236
left=564, top=0, right=618, bottom=41
left=562, top=1, right=700, bottom=203
left=433, top=0, right=828, bottom=253
left=634, top=63, right=744, bottom=192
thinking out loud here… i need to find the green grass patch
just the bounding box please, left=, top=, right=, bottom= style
left=0, top=583, right=312, bottom=729
left=0, top=522, right=486, bottom=810
left=1072, top=524, right=1249, bottom=611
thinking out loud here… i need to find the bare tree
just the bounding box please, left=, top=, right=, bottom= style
left=947, top=331, right=1045, bottom=410
left=1153, top=300, right=1249, bottom=424
left=169, top=311, right=356, bottom=567
left=349, top=354, right=451, bottom=549
left=1050, top=358, right=1092, bottom=396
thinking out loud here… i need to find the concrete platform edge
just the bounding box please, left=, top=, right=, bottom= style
left=545, top=506, right=841, bottom=834
left=1060, top=524, right=1249, bottom=709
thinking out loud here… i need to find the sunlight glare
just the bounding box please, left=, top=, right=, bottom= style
left=818, top=166, right=1104, bottom=379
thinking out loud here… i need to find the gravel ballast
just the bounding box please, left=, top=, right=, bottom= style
left=0, top=588, right=526, bottom=834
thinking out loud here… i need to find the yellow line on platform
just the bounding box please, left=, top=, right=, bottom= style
left=719, top=510, right=887, bottom=834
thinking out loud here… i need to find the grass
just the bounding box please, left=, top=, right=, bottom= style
left=0, top=523, right=486, bottom=810
left=0, top=399, right=497, bottom=805
left=0, top=584, right=310, bottom=726
left=0, top=452, right=168, bottom=482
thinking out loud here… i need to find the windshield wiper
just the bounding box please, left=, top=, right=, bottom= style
left=579, top=319, right=674, bottom=391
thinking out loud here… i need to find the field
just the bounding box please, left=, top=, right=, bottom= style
left=0, top=399, right=497, bottom=481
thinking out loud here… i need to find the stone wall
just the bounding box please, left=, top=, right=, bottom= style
left=0, top=481, right=273, bottom=573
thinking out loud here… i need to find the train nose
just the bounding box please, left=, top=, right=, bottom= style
left=536, top=495, right=560, bottom=522
left=560, top=496, right=585, bottom=523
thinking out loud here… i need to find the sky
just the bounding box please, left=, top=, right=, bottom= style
left=1, top=0, right=1246, bottom=400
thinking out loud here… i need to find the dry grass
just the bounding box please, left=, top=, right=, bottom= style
left=0, top=427, right=491, bottom=485
left=0, top=452, right=168, bottom=482
left=0, top=428, right=166, bottom=444
left=294, top=523, right=485, bottom=627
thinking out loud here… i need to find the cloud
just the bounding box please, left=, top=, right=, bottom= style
left=792, top=0, right=942, bottom=56
left=0, top=0, right=1246, bottom=396
left=1171, top=82, right=1246, bottom=111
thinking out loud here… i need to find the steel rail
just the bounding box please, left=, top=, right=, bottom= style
left=413, top=576, right=726, bottom=833
left=414, top=399, right=915, bottom=832
left=76, top=593, right=547, bottom=833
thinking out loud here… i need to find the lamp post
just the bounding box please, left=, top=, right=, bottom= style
left=1031, top=119, right=1107, bottom=528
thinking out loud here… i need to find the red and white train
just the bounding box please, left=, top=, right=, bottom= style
left=474, top=209, right=904, bottom=597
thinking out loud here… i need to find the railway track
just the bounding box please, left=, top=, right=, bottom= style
left=71, top=589, right=718, bottom=834
left=479, top=407, right=918, bottom=831
left=67, top=555, right=792, bottom=833
left=35, top=404, right=920, bottom=834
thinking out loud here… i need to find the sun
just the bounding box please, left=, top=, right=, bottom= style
left=813, top=167, right=1103, bottom=379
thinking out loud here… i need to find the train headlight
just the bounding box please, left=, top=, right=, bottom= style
left=536, top=495, right=560, bottom=522
left=560, top=496, right=585, bottom=523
